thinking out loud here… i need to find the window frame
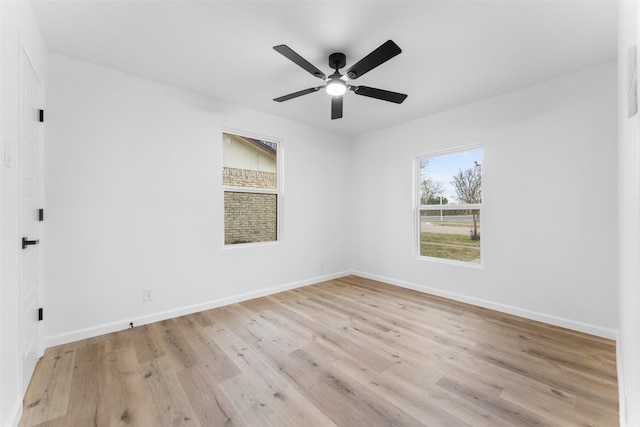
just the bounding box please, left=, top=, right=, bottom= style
left=415, top=144, right=484, bottom=267
left=222, top=129, right=282, bottom=248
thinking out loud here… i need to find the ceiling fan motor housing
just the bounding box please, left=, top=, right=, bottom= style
left=329, top=52, right=346, bottom=71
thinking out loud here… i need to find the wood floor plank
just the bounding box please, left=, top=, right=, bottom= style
left=156, top=318, right=200, bottom=370
left=19, top=275, right=618, bottom=426
left=223, top=303, right=307, bottom=355
left=468, top=340, right=618, bottom=412
left=331, top=357, right=472, bottom=427
left=62, top=341, right=111, bottom=426
left=172, top=315, right=241, bottom=383
left=132, top=322, right=166, bottom=363
left=264, top=294, right=397, bottom=372
left=437, top=375, right=559, bottom=426
left=381, top=361, right=516, bottom=427
left=277, top=347, right=426, bottom=427
left=19, top=346, right=74, bottom=426
left=176, top=363, right=241, bottom=426
left=102, top=347, right=159, bottom=426
left=140, top=359, right=203, bottom=427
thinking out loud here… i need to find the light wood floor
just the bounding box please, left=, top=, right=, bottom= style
left=19, top=276, right=618, bottom=426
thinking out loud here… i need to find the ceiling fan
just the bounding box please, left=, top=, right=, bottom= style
left=273, top=40, right=408, bottom=120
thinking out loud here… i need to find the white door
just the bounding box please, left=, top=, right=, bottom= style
left=20, top=46, right=43, bottom=392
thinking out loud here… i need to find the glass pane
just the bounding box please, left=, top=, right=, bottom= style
left=419, top=148, right=482, bottom=206
left=224, top=192, right=277, bottom=244
left=420, top=209, right=481, bottom=263
left=223, top=133, right=277, bottom=189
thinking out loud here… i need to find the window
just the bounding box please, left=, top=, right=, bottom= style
left=417, top=146, right=483, bottom=264
left=223, top=132, right=279, bottom=245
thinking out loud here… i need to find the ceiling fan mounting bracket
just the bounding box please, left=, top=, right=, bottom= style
left=328, top=52, right=346, bottom=71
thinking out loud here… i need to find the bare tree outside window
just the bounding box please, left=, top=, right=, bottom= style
left=419, top=159, right=446, bottom=205
left=420, top=179, right=445, bottom=205
left=451, top=164, right=482, bottom=240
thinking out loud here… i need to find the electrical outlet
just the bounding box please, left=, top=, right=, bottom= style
left=143, top=287, right=154, bottom=302
left=320, top=259, right=325, bottom=269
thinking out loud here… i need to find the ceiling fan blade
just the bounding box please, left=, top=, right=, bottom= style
left=274, top=87, right=322, bottom=102
left=351, top=86, right=408, bottom=104
left=345, top=40, right=402, bottom=80
left=331, top=96, right=343, bottom=120
left=273, top=45, right=326, bottom=80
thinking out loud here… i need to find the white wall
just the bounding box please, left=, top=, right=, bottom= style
left=44, top=54, right=352, bottom=345
left=618, top=2, right=640, bottom=425
left=0, top=1, right=47, bottom=426
left=351, top=62, right=618, bottom=338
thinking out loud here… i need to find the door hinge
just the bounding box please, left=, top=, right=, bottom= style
left=22, top=237, right=39, bottom=250
left=38, top=208, right=44, bottom=222
left=38, top=308, right=43, bottom=321
left=38, top=109, right=44, bottom=123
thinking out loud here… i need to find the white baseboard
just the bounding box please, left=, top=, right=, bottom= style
left=45, top=268, right=617, bottom=347
left=44, top=271, right=350, bottom=348
left=351, top=270, right=618, bottom=340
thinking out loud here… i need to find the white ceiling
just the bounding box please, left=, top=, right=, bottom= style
left=30, top=0, right=617, bottom=137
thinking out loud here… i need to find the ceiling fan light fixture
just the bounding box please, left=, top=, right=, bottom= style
left=326, top=78, right=346, bottom=96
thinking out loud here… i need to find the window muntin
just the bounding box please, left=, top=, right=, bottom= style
left=417, top=147, right=483, bottom=264
left=223, top=132, right=279, bottom=245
